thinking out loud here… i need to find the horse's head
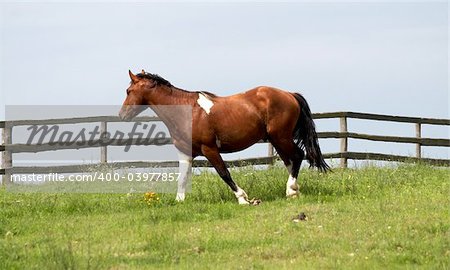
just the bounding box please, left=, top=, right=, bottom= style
left=119, top=70, right=171, bottom=121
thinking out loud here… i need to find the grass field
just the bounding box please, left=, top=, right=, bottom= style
left=0, top=163, right=449, bottom=269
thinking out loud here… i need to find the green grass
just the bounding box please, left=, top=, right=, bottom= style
left=0, top=164, right=449, bottom=269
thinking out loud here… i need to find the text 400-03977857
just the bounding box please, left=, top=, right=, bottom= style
left=94, top=172, right=181, bottom=182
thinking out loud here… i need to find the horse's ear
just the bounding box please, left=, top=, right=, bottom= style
left=129, top=70, right=138, bottom=83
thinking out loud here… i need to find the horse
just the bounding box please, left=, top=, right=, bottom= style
left=119, top=70, right=329, bottom=204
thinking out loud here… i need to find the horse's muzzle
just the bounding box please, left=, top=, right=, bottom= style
left=118, top=108, right=133, bottom=121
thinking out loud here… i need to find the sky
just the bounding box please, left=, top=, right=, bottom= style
left=0, top=1, right=448, bottom=162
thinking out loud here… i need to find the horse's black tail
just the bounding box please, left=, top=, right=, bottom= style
left=292, top=93, right=330, bottom=172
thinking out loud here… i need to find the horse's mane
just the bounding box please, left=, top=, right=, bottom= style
left=198, top=91, right=218, bottom=98
left=137, top=72, right=172, bottom=87
left=136, top=71, right=219, bottom=97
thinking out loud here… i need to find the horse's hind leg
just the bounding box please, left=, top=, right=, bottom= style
left=286, top=146, right=304, bottom=198
left=269, top=138, right=304, bottom=198
left=201, top=145, right=250, bottom=204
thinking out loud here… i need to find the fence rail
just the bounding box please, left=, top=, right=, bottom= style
left=1, top=111, right=449, bottom=184
left=313, top=111, right=450, bottom=125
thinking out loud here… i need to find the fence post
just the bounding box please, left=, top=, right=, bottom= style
left=100, top=121, right=108, bottom=164
left=340, top=116, right=348, bottom=168
left=268, top=143, right=274, bottom=166
left=2, top=125, right=12, bottom=185
left=415, top=123, right=421, bottom=159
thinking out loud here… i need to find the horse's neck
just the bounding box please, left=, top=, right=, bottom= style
left=147, top=87, right=196, bottom=106
left=147, top=87, right=195, bottom=136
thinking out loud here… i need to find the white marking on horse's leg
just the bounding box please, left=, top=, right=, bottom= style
left=197, top=93, right=214, bottom=114
left=234, top=186, right=250, bottom=205
left=176, top=152, right=192, bottom=202
left=286, top=163, right=300, bottom=197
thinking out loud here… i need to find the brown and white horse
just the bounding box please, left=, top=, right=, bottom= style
left=119, top=70, right=329, bottom=204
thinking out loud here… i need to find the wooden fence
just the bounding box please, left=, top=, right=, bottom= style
left=1, top=111, right=449, bottom=184
left=313, top=112, right=449, bottom=167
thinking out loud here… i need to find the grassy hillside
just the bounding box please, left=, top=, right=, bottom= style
left=0, top=164, right=449, bottom=269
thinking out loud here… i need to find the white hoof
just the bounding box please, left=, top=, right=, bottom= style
left=234, top=186, right=250, bottom=205
left=286, top=184, right=300, bottom=198
left=237, top=197, right=250, bottom=205
left=176, top=193, right=185, bottom=202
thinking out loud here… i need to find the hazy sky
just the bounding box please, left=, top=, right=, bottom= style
left=0, top=1, right=448, bottom=160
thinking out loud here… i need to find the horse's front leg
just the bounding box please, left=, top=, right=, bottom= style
left=201, top=145, right=250, bottom=205
left=176, top=152, right=192, bottom=202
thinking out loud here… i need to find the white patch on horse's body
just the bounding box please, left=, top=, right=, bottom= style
left=215, top=136, right=221, bottom=148
left=197, top=93, right=214, bottom=114
left=176, top=151, right=192, bottom=202
left=234, top=186, right=250, bottom=205
left=286, top=163, right=300, bottom=197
